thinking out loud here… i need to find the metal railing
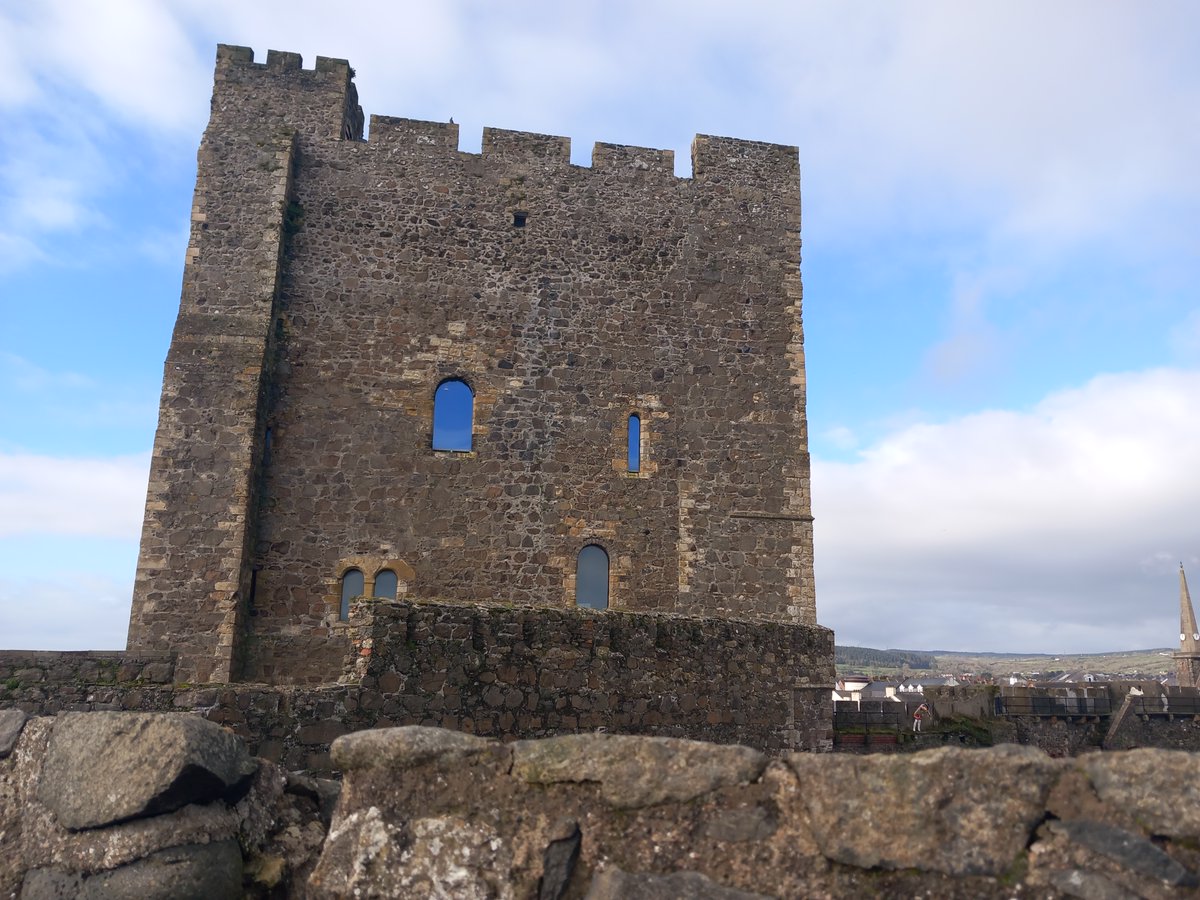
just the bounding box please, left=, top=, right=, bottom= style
left=1126, top=695, right=1200, bottom=717
left=995, top=694, right=1112, bottom=717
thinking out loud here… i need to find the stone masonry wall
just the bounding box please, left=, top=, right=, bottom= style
left=10, top=712, right=1200, bottom=898
left=125, top=45, right=818, bottom=686
left=342, top=597, right=834, bottom=752
left=4, top=599, right=835, bottom=770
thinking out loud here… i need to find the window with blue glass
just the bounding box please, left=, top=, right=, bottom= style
left=627, top=413, right=641, bottom=473
left=432, top=378, right=474, bottom=451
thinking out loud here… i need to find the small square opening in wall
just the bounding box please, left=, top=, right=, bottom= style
left=512, top=211, right=527, bottom=228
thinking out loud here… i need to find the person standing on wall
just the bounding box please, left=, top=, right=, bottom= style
left=912, top=702, right=929, bottom=732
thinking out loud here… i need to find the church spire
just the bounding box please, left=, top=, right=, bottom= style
left=1176, top=565, right=1200, bottom=689
left=1180, top=564, right=1200, bottom=655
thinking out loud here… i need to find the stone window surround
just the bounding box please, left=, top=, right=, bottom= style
left=574, top=543, right=611, bottom=610
left=330, top=557, right=415, bottom=625
left=431, top=376, right=475, bottom=453
left=627, top=412, right=641, bottom=473
left=555, top=525, right=631, bottom=611
left=610, top=399, right=661, bottom=478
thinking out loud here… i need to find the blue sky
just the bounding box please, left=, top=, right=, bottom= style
left=1, top=1, right=1198, bottom=654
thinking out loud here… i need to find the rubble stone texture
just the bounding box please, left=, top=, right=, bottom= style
left=1, top=714, right=331, bottom=898
left=9, top=715, right=1200, bottom=897
left=123, top=44, right=826, bottom=699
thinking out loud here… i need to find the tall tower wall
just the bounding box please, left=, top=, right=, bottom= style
left=128, top=46, right=817, bottom=685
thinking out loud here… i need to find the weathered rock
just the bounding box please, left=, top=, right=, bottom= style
left=1083, top=749, right=1200, bottom=837
left=18, top=867, right=83, bottom=899
left=330, top=724, right=506, bottom=772
left=1046, top=819, right=1198, bottom=886
left=584, top=867, right=771, bottom=900
left=539, top=820, right=581, bottom=900
left=309, top=808, right=512, bottom=899
left=284, top=771, right=341, bottom=825
left=23, top=841, right=243, bottom=900
left=513, top=733, right=768, bottom=808
left=95, top=840, right=243, bottom=898
left=787, top=744, right=1060, bottom=876
left=703, top=804, right=778, bottom=843
left=38, top=712, right=257, bottom=830
left=1044, top=867, right=1138, bottom=900
left=0, top=708, right=28, bottom=758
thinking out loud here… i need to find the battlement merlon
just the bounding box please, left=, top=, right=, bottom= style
left=211, top=44, right=364, bottom=141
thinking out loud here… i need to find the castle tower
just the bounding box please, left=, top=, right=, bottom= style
left=127, top=46, right=821, bottom=686
left=1176, top=564, right=1200, bottom=688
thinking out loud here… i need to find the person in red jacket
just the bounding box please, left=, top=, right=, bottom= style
left=912, top=702, right=929, bottom=732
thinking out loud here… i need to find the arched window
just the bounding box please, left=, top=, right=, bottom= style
left=576, top=544, right=609, bottom=610
left=432, top=378, right=474, bottom=451
left=340, top=568, right=364, bottom=621
left=374, top=569, right=398, bottom=599
left=627, top=413, right=641, bottom=473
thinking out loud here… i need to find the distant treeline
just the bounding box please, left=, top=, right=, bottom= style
left=835, top=646, right=935, bottom=670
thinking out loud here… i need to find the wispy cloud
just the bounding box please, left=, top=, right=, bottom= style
left=2, top=0, right=209, bottom=133
left=0, top=353, right=93, bottom=391
left=0, top=451, right=149, bottom=538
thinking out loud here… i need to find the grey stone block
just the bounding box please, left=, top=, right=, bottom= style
left=0, top=708, right=28, bottom=759
left=513, top=733, right=768, bottom=809
left=38, top=712, right=256, bottom=830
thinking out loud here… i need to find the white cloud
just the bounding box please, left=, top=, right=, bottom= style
left=0, top=572, right=130, bottom=650
left=0, top=452, right=149, bottom=538
left=782, top=3, right=1200, bottom=248
left=2, top=1, right=1196, bottom=273
left=0, top=451, right=144, bottom=648
left=814, top=368, right=1200, bottom=652
left=10, top=0, right=209, bottom=133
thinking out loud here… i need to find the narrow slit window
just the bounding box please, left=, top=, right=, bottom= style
left=627, top=413, right=641, bottom=473
left=432, top=378, right=474, bottom=451
left=374, top=569, right=398, bottom=600
left=340, top=568, right=364, bottom=621
left=576, top=544, right=609, bottom=610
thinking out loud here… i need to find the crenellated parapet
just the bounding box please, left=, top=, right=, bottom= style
left=209, top=45, right=798, bottom=192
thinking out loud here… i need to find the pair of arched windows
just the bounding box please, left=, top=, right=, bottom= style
left=339, top=567, right=399, bottom=620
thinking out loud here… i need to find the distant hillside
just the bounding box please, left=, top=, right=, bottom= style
left=927, top=648, right=1174, bottom=676
left=835, top=645, right=1175, bottom=677
left=835, top=645, right=934, bottom=671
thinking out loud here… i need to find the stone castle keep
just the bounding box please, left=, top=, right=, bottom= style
left=111, top=44, right=833, bottom=749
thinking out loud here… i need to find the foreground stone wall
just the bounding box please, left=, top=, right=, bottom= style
left=3, top=598, right=836, bottom=768
left=0, top=711, right=332, bottom=898
left=8, top=712, right=1200, bottom=898
left=344, top=597, right=835, bottom=752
